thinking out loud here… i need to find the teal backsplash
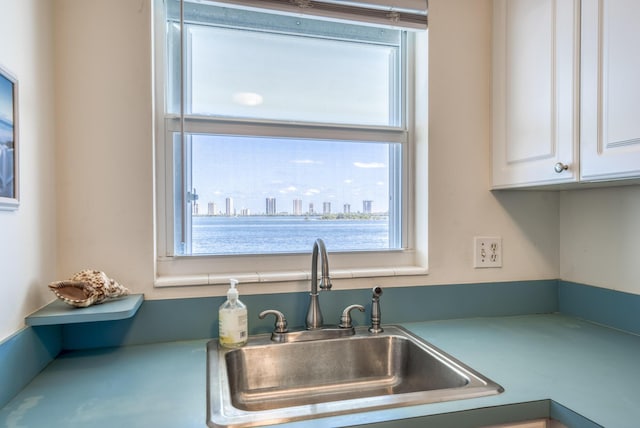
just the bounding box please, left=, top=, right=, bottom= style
left=61, top=280, right=557, bottom=350
left=0, top=325, right=61, bottom=409
left=2, top=279, right=639, bottom=409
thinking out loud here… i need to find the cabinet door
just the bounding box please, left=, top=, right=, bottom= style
left=492, top=0, right=580, bottom=188
left=581, top=0, right=640, bottom=181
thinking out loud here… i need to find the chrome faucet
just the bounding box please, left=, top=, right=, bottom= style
left=259, top=239, right=366, bottom=341
left=306, top=238, right=332, bottom=329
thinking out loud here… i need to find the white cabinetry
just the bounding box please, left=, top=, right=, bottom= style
left=492, top=0, right=580, bottom=188
left=580, top=0, right=640, bottom=181
left=492, top=0, right=640, bottom=189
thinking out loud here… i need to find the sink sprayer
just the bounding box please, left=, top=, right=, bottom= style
left=369, top=286, right=383, bottom=333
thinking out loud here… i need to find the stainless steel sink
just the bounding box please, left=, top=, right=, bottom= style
left=207, top=325, right=503, bottom=427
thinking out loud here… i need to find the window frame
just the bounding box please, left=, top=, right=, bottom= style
left=153, top=0, right=428, bottom=288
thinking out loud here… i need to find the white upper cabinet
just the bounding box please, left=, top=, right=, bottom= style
left=493, top=0, right=640, bottom=189
left=580, top=0, right=640, bottom=181
left=492, top=0, right=580, bottom=189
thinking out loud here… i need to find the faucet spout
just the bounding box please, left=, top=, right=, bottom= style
left=307, top=238, right=332, bottom=329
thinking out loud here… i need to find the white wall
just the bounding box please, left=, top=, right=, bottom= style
left=1, top=0, right=565, bottom=341
left=0, top=0, right=57, bottom=342
left=4, top=0, right=637, bottom=345
left=425, top=0, right=560, bottom=286
left=560, top=185, right=640, bottom=294
left=54, top=0, right=156, bottom=298
left=53, top=0, right=560, bottom=301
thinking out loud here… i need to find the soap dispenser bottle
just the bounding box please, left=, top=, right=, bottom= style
left=218, top=279, right=248, bottom=348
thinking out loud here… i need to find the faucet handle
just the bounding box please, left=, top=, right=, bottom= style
left=259, top=310, right=288, bottom=333
left=339, top=304, right=365, bottom=329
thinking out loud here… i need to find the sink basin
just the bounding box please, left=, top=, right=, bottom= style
left=207, top=325, right=503, bottom=427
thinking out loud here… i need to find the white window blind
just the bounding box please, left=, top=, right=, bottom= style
left=201, top=0, right=428, bottom=29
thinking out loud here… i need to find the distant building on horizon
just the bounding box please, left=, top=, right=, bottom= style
left=208, top=202, right=217, bottom=216
left=323, top=202, right=331, bottom=215
left=293, top=199, right=302, bottom=215
left=363, top=200, right=373, bottom=214
left=266, top=197, right=276, bottom=215
left=309, top=202, right=314, bottom=215
left=226, top=197, right=234, bottom=216
left=343, top=203, right=350, bottom=214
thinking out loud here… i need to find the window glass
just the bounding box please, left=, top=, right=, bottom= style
left=181, top=134, right=397, bottom=255
left=163, top=1, right=409, bottom=257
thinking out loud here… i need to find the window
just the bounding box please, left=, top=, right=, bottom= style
left=155, top=0, right=428, bottom=285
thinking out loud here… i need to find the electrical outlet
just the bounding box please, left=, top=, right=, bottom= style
left=474, top=237, right=502, bottom=268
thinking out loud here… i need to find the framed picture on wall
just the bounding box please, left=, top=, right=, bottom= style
left=0, top=63, right=18, bottom=210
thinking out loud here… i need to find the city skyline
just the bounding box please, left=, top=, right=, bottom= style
left=193, top=196, right=381, bottom=216
left=191, top=135, right=392, bottom=216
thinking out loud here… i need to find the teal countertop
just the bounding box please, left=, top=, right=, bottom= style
left=1, top=314, right=636, bottom=427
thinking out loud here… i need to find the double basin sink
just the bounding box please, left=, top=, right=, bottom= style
left=207, top=325, right=503, bottom=427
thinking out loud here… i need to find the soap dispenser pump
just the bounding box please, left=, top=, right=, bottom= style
left=218, top=279, right=248, bottom=348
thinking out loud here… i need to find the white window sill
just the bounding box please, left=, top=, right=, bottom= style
left=154, top=265, right=428, bottom=288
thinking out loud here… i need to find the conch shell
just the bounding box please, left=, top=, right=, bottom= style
left=48, top=269, right=129, bottom=308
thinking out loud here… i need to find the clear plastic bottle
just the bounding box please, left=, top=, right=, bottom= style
left=218, top=279, right=248, bottom=348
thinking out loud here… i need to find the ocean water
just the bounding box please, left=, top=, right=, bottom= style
left=192, top=215, right=390, bottom=254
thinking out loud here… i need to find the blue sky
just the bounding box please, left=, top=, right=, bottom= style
left=192, top=135, right=391, bottom=215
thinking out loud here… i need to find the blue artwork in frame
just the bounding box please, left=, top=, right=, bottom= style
left=0, top=64, right=18, bottom=210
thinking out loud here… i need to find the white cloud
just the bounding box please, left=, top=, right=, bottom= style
left=304, top=188, right=320, bottom=196
left=279, top=185, right=297, bottom=194
left=232, top=92, right=263, bottom=106
left=354, top=162, right=385, bottom=169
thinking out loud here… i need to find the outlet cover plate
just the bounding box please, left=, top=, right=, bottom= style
left=474, top=236, right=502, bottom=268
